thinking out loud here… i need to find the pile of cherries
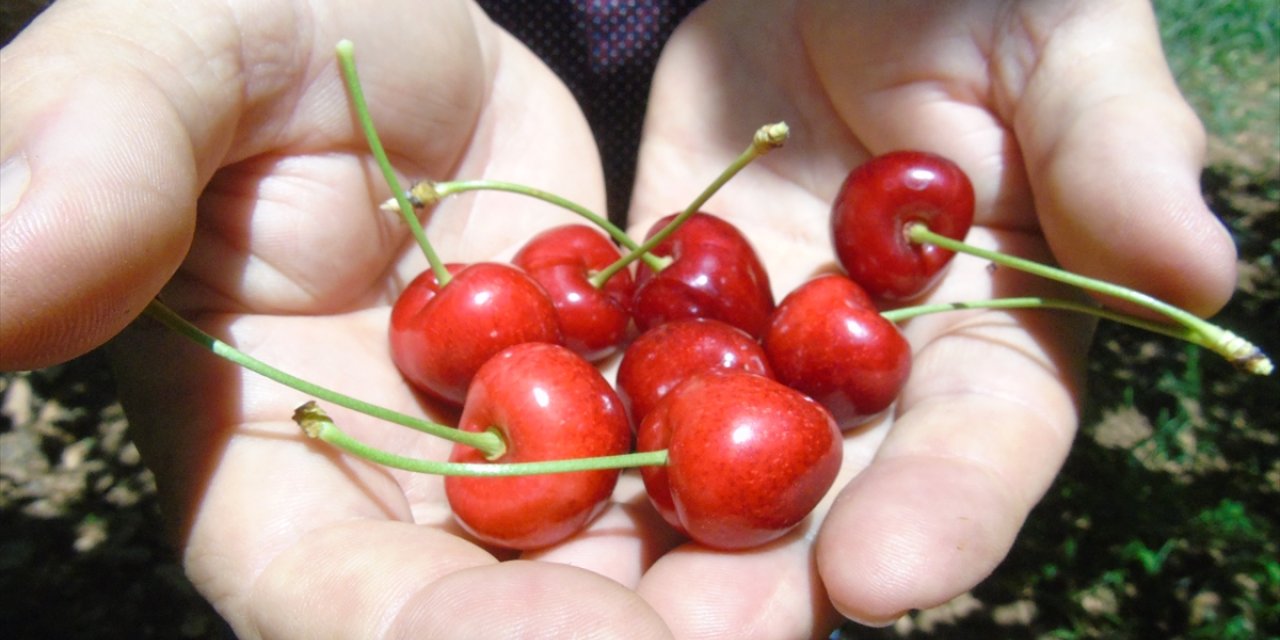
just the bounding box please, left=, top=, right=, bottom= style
left=369, top=144, right=976, bottom=552
left=212, top=43, right=1263, bottom=557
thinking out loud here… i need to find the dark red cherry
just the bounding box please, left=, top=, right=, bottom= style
left=764, top=273, right=911, bottom=428
left=446, top=343, right=631, bottom=550
left=616, top=318, right=773, bottom=427
left=513, top=224, right=634, bottom=362
left=632, top=212, right=775, bottom=339
left=637, top=370, right=842, bottom=549
left=389, top=262, right=561, bottom=405
left=831, top=150, right=975, bottom=300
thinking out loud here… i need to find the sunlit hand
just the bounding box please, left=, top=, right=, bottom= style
left=2, top=1, right=675, bottom=636
left=626, top=0, right=1236, bottom=635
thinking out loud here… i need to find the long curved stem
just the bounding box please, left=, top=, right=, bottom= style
left=882, top=296, right=1198, bottom=343
left=591, top=122, right=790, bottom=285
left=383, top=179, right=668, bottom=274
left=143, top=299, right=506, bottom=457
left=907, top=224, right=1272, bottom=375
left=336, top=40, right=451, bottom=287
left=297, top=402, right=668, bottom=475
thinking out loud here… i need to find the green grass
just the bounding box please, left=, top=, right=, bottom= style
left=1155, top=0, right=1280, bottom=168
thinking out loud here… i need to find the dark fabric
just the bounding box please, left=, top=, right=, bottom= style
left=475, top=0, right=706, bottom=224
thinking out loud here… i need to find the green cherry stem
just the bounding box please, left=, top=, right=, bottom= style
left=381, top=179, right=667, bottom=274
left=296, top=401, right=668, bottom=475
left=336, top=39, right=452, bottom=287
left=590, top=121, right=791, bottom=286
left=882, top=296, right=1203, bottom=343
left=906, top=223, right=1273, bottom=375
left=142, top=299, right=507, bottom=457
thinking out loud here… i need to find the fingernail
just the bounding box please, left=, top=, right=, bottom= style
left=1, top=152, right=32, bottom=219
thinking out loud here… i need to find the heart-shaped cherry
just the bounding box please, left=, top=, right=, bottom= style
left=616, top=317, right=774, bottom=427
left=831, top=150, right=975, bottom=300
left=445, top=342, right=632, bottom=550
left=764, top=273, right=912, bottom=428
left=389, top=262, right=562, bottom=405
left=632, top=212, right=775, bottom=339
left=512, top=224, right=634, bottom=362
left=637, top=370, right=842, bottom=549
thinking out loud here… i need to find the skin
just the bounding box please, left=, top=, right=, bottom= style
left=0, top=0, right=1237, bottom=638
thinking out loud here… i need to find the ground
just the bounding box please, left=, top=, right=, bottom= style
left=2, top=2, right=1277, bottom=638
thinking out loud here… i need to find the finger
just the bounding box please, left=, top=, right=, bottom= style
left=634, top=486, right=855, bottom=639
left=0, top=0, right=486, bottom=369
left=388, top=561, right=674, bottom=639
left=816, top=230, right=1092, bottom=624
left=628, top=0, right=860, bottom=297
left=798, top=0, right=1236, bottom=317
left=1002, top=0, right=1237, bottom=316
left=797, top=0, right=1036, bottom=232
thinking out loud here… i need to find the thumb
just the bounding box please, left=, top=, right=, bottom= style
left=1011, top=0, right=1237, bottom=317
left=1, top=4, right=218, bottom=370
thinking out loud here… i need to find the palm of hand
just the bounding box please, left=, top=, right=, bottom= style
left=101, top=0, right=1220, bottom=637
left=108, top=5, right=665, bottom=636
left=624, top=1, right=1095, bottom=632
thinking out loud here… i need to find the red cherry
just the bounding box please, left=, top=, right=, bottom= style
left=389, top=262, right=561, bottom=405
left=616, top=318, right=774, bottom=427
left=632, top=212, right=775, bottom=339
left=831, top=150, right=975, bottom=300
left=445, top=343, right=632, bottom=550
left=512, top=224, right=634, bottom=362
left=764, top=274, right=912, bottom=429
left=637, top=370, right=842, bottom=549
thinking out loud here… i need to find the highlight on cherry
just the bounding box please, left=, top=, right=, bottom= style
left=138, top=39, right=1272, bottom=554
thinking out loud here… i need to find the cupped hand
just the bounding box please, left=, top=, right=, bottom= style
left=626, top=0, right=1236, bottom=635
left=2, top=1, right=675, bottom=637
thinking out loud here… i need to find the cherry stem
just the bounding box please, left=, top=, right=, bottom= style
left=906, top=223, right=1272, bottom=375
left=381, top=179, right=667, bottom=275
left=336, top=39, right=451, bottom=287
left=591, top=122, right=790, bottom=285
left=296, top=401, right=668, bottom=475
left=883, top=296, right=1202, bottom=343
left=141, top=299, right=507, bottom=457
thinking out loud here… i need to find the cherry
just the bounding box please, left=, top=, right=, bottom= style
left=637, top=370, right=842, bottom=549
left=512, top=224, right=634, bottom=362
left=632, top=212, right=775, bottom=339
left=616, top=318, right=774, bottom=427
left=445, top=343, right=632, bottom=550
left=765, top=273, right=912, bottom=428
left=831, top=150, right=975, bottom=300
left=389, top=262, right=562, bottom=406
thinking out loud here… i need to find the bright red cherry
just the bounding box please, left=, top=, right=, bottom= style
left=512, top=224, right=634, bottom=362
left=616, top=318, right=774, bottom=427
left=764, top=274, right=912, bottom=429
left=831, top=150, right=975, bottom=300
left=637, top=370, right=842, bottom=549
left=445, top=343, right=632, bottom=550
left=632, top=212, right=775, bottom=339
left=389, top=262, right=561, bottom=405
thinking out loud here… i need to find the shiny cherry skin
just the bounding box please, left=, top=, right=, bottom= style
left=616, top=318, right=774, bottom=427
left=445, top=343, right=632, bottom=550
left=831, top=150, right=975, bottom=300
left=764, top=273, right=912, bottom=429
left=637, top=370, right=842, bottom=549
left=512, top=224, right=634, bottom=362
left=389, top=262, right=562, bottom=406
left=632, top=212, right=775, bottom=339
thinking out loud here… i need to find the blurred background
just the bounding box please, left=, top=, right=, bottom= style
left=2, top=1, right=1276, bottom=638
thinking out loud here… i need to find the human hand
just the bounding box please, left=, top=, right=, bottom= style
left=2, top=1, right=679, bottom=636
left=625, top=0, right=1237, bottom=634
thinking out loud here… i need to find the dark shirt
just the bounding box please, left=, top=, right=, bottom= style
left=476, top=0, right=706, bottom=223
